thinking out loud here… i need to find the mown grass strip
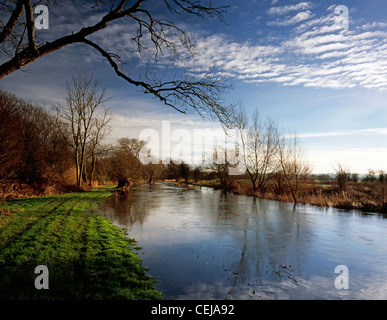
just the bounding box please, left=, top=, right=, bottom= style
left=0, top=186, right=162, bottom=300
left=0, top=198, right=69, bottom=249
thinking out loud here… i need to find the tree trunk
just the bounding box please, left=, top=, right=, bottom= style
left=75, top=148, right=81, bottom=186
left=89, top=150, right=96, bottom=186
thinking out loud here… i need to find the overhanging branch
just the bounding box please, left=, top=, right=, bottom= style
left=81, top=38, right=186, bottom=113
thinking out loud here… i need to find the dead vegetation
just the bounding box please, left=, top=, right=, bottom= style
left=223, top=177, right=387, bottom=214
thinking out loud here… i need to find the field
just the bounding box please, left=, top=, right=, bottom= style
left=0, top=186, right=162, bottom=300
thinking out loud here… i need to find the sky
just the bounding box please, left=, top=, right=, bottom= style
left=1, top=0, right=387, bottom=174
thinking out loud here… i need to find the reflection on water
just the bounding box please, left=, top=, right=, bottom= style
left=98, top=183, right=387, bottom=300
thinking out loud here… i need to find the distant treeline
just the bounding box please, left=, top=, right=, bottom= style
left=1, top=88, right=387, bottom=214
left=0, top=89, right=225, bottom=198
left=0, top=89, right=72, bottom=185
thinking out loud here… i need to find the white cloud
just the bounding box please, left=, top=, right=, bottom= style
left=308, top=147, right=387, bottom=174
left=298, top=128, right=387, bottom=173
left=183, top=7, right=387, bottom=91
left=3, top=1, right=387, bottom=109
left=268, top=2, right=312, bottom=15
left=16, top=0, right=387, bottom=93
left=361, top=22, right=387, bottom=30
left=298, top=128, right=387, bottom=139
left=268, top=10, right=313, bottom=26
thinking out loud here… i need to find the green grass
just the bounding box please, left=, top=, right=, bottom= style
left=318, top=184, right=333, bottom=189
left=0, top=186, right=162, bottom=300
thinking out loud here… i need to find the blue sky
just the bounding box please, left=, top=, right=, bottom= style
left=1, top=0, right=387, bottom=173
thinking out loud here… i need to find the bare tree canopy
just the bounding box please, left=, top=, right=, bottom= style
left=233, top=106, right=279, bottom=192
left=277, top=131, right=312, bottom=203
left=0, top=0, right=234, bottom=125
left=56, top=71, right=111, bottom=186
left=0, top=89, right=73, bottom=183
left=333, top=161, right=350, bottom=193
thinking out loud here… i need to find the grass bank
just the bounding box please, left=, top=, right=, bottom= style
left=0, top=186, right=162, bottom=300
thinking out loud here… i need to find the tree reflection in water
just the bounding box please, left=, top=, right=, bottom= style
left=99, top=184, right=162, bottom=227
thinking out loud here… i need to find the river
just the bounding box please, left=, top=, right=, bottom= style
left=98, top=182, right=387, bottom=300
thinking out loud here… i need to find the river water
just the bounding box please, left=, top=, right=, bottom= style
left=98, top=183, right=387, bottom=300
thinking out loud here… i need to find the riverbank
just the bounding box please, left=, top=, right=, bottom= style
left=192, top=179, right=387, bottom=214
left=0, top=185, right=162, bottom=300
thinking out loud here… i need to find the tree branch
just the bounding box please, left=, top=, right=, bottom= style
left=0, top=0, right=148, bottom=78
left=23, top=0, right=36, bottom=51
left=80, top=37, right=184, bottom=110
left=0, top=0, right=24, bottom=44
left=165, top=0, right=228, bottom=22
left=81, top=36, right=234, bottom=125
left=0, top=0, right=233, bottom=125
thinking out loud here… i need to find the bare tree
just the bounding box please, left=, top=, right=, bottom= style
left=110, top=137, right=148, bottom=181
left=144, top=160, right=164, bottom=184
left=350, top=172, right=359, bottom=183
left=117, top=137, right=147, bottom=158
left=57, top=71, right=109, bottom=186
left=277, top=132, right=311, bottom=203
left=234, top=107, right=279, bottom=193
left=365, top=169, right=376, bottom=183
left=0, top=90, right=23, bottom=180
left=0, top=89, right=72, bottom=183
left=333, top=162, right=350, bottom=194
left=0, top=1, right=234, bottom=125
left=87, top=106, right=112, bottom=186
left=211, top=145, right=236, bottom=191
left=379, top=170, right=386, bottom=184
left=179, top=162, right=190, bottom=184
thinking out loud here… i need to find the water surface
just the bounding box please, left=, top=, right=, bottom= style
left=99, top=183, right=387, bottom=300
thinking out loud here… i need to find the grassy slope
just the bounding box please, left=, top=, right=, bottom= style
left=0, top=186, right=162, bottom=300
